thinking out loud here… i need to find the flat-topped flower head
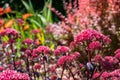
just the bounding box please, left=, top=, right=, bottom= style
left=114, top=49, right=120, bottom=60
left=57, top=55, right=75, bottom=66
left=54, top=46, right=70, bottom=56
left=89, top=41, right=102, bottom=50
left=23, top=38, right=34, bottom=45
left=5, top=28, right=18, bottom=36
left=0, top=28, right=18, bottom=37
left=33, top=63, right=41, bottom=70
left=101, top=71, right=110, bottom=79
left=0, top=70, right=30, bottom=80
left=36, top=46, right=50, bottom=54
left=31, top=30, right=38, bottom=34
left=70, top=52, right=81, bottom=60
left=74, top=29, right=111, bottom=44
left=102, top=56, right=118, bottom=70
left=114, top=49, right=120, bottom=54
left=57, top=56, right=67, bottom=65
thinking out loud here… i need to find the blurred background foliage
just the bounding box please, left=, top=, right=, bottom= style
left=0, top=0, right=66, bottom=22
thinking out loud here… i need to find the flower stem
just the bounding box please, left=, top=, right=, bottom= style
left=61, top=64, right=65, bottom=79
left=43, top=60, right=47, bottom=79
left=68, top=66, right=75, bottom=80
left=10, top=43, right=16, bottom=70
left=26, top=58, right=31, bottom=76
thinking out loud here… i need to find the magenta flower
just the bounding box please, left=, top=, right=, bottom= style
left=89, top=41, right=102, bottom=50
left=114, top=49, right=120, bottom=60
left=36, top=46, right=50, bottom=54
left=94, top=54, right=103, bottom=63
left=23, top=38, right=34, bottom=45
left=54, top=46, right=70, bottom=56
left=0, top=70, right=30, bottom=80
left=57, top=55, right=75, bottom=66
left=115, top=52, right=120, bottom=60
left=114, top=49, right=120, bottom=54
left=5, top=28, right=18, bottom=36
left=25, top=49, right=32, bottom=57
left=92, top=72, right=100, bottom=79
left=33, top=63, right=41, bottom=70
left=0, top=30, right=5, bottom=36
left=74, top=29, right=111, bottom=44
left=15, top=18, right=24, bottom=26
left=0, top=28, right=18, bottom=38
left=31, top=29, right=39, bottom=34
left=101, top=71, right=110, bottom=79
left=102, top=36, right=111, bottom=44
left=102, top=56, right=118, bottom=70
left=57, top=56, right=67, bottom=65
left=100, top=69, right=120, bottom=80
left=69, top=52, right=80, bottom=60
left=15, top=60, right=23, bottom=66
left=0, top=66, right=4, bottom=71
left=109, top=69, right=120, bottom=78
left=50, top=75, right=57, bottom=80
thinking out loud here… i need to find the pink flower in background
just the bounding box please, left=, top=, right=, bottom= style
left=25, top=49, right=32, bottom=57
left=100, top=69, right=120, bottom=79
left=57, top=55, right=76, bottom=66
left=36, top=46, right=50, bottom=54
left=74, top=29, right=111, bottom=45
left=114, top=49, right=120, bottom=54
left=89, top=41, right=102, bottom=50
left=33, top=63, right=41, bottom=70
left=70, top=52, right=81, bottom=59
left=57, top=56, right=67, bottom=65
left=102, top=36, right=111, bottom=44
left=23, top=38, right=34, bottom=45
left=50, top=75, right=57, bottom=80
left=114, top=48, right=120, bottom=61
left=92, top=72, right=100, bottom=79
left=115, top=52, right=120, bottom=60
left=4, top=28, right=18, bottom=36
left=0, top=70, right=30, bottom=80
left=102, top=56, right=118, bottom=70
left=15, top=60, right=23, bottom=66
left=101, top=71, right=110, bottom=79
left=0, top=66, right=4, bottom=71
left=94, top=54, right=103, bottom=62
left=31, top=29, right=39, bottom=34
left=54, top=46, right=70, bottom=56
left=0, top=28, right=18, bottom=38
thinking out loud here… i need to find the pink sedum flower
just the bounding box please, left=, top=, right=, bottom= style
left=23, top=38, right=34, bottom=45
left=102, top=56, right=118, bottom=70
left=33, top=63, right=41, bottom=70
left=101, top=71, right=110, bottom=79
left=0, top=70, right=30, bottom=80
left=36, top=46, right=50, bottom=54
left=4, top=28, right=18, bottom=36
left=57, top=55, right=75, bottom=66
left=89, top=41, right=102, bottom=50
left=0, top=66, right=4, bottom=71
left=54, top=46, right=70, bottom=56
left=0, top=28, right=18, bottom=38
left=74, top=29, right=111, bottom=45
left=31, top=29, right=39, bottom=34
left=114, top=49, right=120, bottom=54
left=115, top=53, right=120, bottom=60
left=69, top=52, right=80, bottom=60
left=114, top=49, right=120, bottom=60
left=94, top=54, right=103, bottom=63
left=57, top=56, right=67, bottom=65
left=92, top=72, right=100, bottom=79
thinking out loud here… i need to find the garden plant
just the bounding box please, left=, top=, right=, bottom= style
left=0, top=0, right=120, bottom=80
